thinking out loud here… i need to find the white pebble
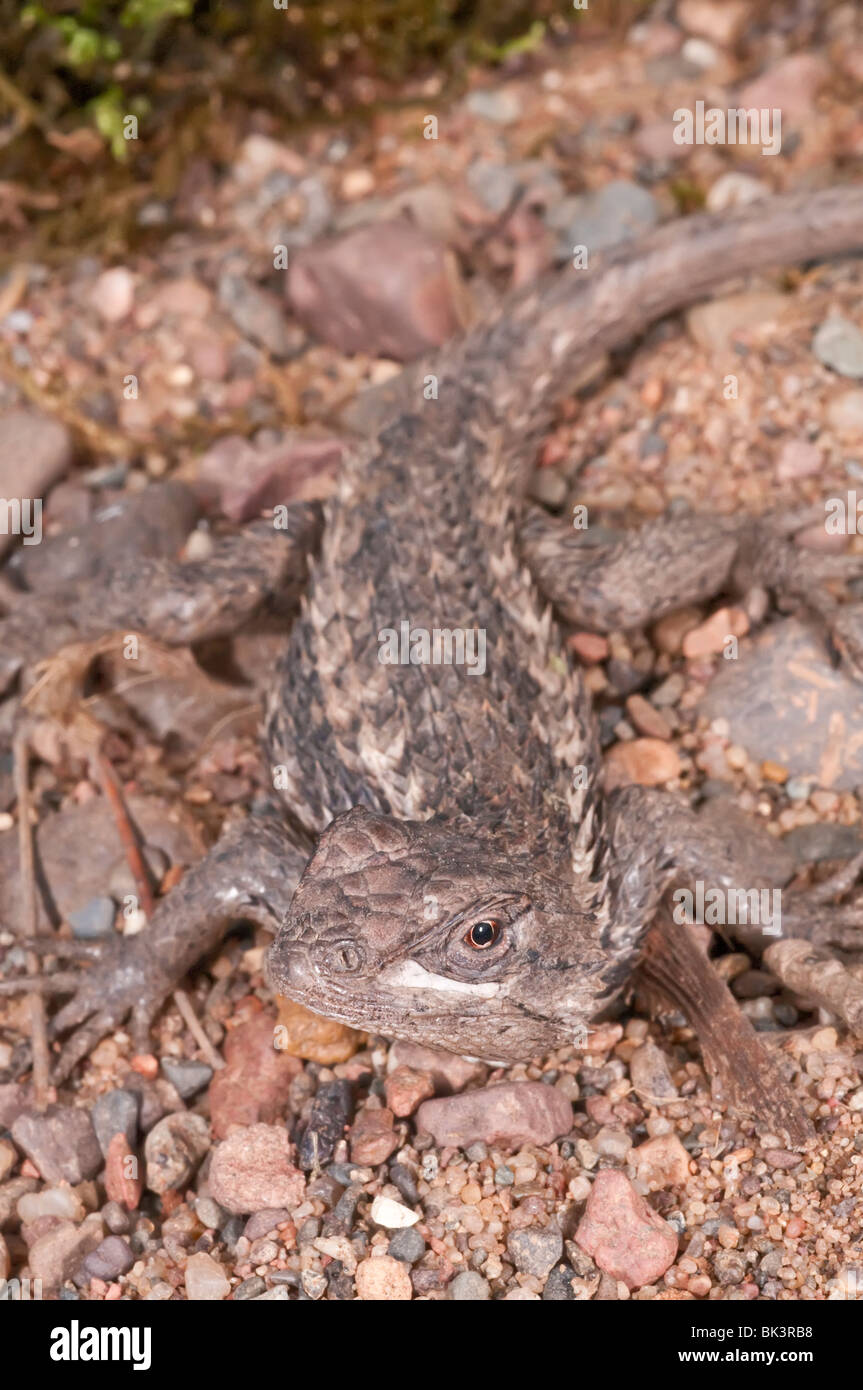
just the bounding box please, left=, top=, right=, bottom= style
left=370, top=1194, right=420, bottom=1229
left=184, top=1252, right=230, bottom=1300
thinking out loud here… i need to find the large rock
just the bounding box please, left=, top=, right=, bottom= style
left=687, top=291, right=789, bottom=354
left=28, top=1214, right=104, bottom=1292
left=699, top=618, right=863, bottom=790
left=12, top=480, right=198, bottom=592
left=287, top=221, right=469, bottom=361
left=0, top=794, right=204, bottom=936
left=209, top=1011, right=302, bottom=1138
left=736, top=54, right=829, bottom=122
left=0, top=408, right=72, bottom=558
left=415, top=1082, right=572, bottom=1151
left=545, top=181, right=659, bottom=260
left=196, top=431, right=342, bottom=520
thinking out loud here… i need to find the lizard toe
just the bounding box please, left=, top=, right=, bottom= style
left=53, top=1010, right=121, bottom=1083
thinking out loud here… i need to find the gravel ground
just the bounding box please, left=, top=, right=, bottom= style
left=2, top=0, right=863, bottom=1300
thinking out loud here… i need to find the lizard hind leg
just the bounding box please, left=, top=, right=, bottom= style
left=639, top=913, right=814, bottom=1146
left=519, top=505, right=739, bottom=633
left=520, top=502, right=863, bottom=675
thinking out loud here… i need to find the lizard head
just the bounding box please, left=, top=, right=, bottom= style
left=267, top=805, right=606, bottom=1061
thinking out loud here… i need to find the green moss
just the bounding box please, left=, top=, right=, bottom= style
left=0, top=0, right=608, bottom=260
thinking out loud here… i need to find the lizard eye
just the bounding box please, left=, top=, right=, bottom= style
left=464, top=919, right=501, bottom=950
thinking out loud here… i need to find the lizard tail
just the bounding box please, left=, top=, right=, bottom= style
left=461, top=183, right=863, bottom=494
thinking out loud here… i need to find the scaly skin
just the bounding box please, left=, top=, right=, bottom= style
left=266, top=186, right=863, bottom=1057
left=11, top=186, right=863, bottom=1084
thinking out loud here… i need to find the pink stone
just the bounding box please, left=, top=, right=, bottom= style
left=415, top=1082, right=572, bottom=1151
left=349, top=1108, right=398, bottom=1166
left=575, top=1169, right=678, bottom=1290
left=208, top=1124, right=305, bottom=1214
left=288, top=221, right=469, bottom=362
left=383, top=1066, right=434, bottom=1118
left=387, top=1041, right=486, bottom=1094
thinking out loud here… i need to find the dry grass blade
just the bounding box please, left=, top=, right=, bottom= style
left=12, top=730, right=52, bottom=1108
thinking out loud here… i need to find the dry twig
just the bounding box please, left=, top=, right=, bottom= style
left=12, top=730, right=52, bottom=1108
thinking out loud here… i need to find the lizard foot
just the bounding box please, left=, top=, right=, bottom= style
left=0, top=816, right=313, bottom=1080
left=0, top=932, right=176, bottom=1081
left=779, top=849, right=863, bottom=951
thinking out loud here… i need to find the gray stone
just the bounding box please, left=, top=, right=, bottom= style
left=144, top=1113, right=210, bottom=1195
left=814, top=314, right=863, bottom=379
left=785, top=777, right=813, bottom=801
left=68, top=896, right=116, bottom=940
left=11, top=1106, right=102, bottom=1184
left=506, top=1226, right=564, bottom=1278
left=0, top=408, right=72, bottom=559
left=546, top=181, right=659, bottom=261
left=629, top=1041, right=678, bottom=1102
left=12, top=479, right=198, bottom=594
left=466, top=159, right=564, bottom=215
left=783, top=823, right=862, bottom=865
left=543, top=1262, right=578, bottom=1300
left=218, top=273, right=295, bottom=359
left=79, top=1235, right=134, bottom=1281
left=234, top=1275, right=267, bottom=1300
left=160, top=1059, right=213, bottom=1100
left=464, top=89, right=521, bottom=125
left=388, top=1226, right=426, bottom=1264
left=0, top=794, right=204, bottom=937
left=449, top=1270, right=491, bottom=1300
left=91, top=1089, right=140, bottom=1157
left=243, top=1208, right=290, bottom=1241
left=101, top=1202, right=130, bottom=1234
left=108, top=846, right=168, bottom=903
left=699, top=619, right=863, bottom=791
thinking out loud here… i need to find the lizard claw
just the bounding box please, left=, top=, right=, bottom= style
left=780, top=850, right=863, bottom=950
left=39, top=933, right=175, bottom=1081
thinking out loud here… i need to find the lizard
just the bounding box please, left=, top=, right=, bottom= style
left=7, top=185, right=863, bottom=1140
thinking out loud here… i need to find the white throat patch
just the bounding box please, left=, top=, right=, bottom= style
left=378, top=959, right=501, bottom=998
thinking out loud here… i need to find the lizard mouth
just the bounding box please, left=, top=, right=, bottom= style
left=268, top=941, right=508, bottom=1028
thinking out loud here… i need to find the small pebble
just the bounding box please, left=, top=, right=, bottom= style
left=160, top=1059, right=214, bottom=1100
left=184, top=1251, right=230, bottom=1301
left=68, top=896, right=116, bottom=940
left=370, top=1194, right=419, bottom=1229
left=450, top=1270, right=491, bottom=1300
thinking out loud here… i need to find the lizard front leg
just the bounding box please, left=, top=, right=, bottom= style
left=520, top=503, right=863, bottom=649
left=0, top=504, right=321, bottom=696
left=3, top=814, right=313, bottom=1080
